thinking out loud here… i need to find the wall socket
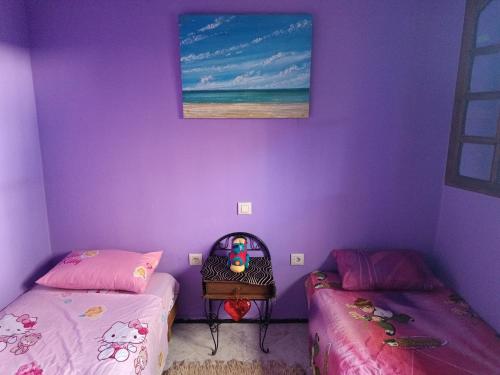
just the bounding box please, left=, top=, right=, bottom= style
left=290, top=253, right=305, bottom=266
left=189, top=253, right=203, bottom=266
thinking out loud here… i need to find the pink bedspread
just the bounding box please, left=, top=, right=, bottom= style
left=0, top=281, right=173, bottom=375
left=306, top=271, right=500, bottom=375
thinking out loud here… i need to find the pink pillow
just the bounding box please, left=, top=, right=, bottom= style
left=36, top=250, right=162, bottom=293
left=332, top=249, right=435, bottom=291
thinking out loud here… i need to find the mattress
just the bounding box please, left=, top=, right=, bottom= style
left=0, top=272, right=179, bottom=375
left=142, top=272, right=180, bottom=312
left=306, top=271, right=500, bottom=375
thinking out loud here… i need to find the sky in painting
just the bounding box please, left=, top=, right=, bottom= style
left=179, top=14, right=312, bottom=91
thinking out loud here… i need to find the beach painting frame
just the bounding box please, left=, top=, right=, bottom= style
left=179, top=14, right=312, bottom=118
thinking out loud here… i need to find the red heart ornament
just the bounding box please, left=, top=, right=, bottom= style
left=224, top=299, right=251, bottom=321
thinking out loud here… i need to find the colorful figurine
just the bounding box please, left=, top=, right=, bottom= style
left=228, top=237, right=250, bottom=273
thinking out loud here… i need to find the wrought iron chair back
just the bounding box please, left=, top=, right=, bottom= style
left=209, top=232, right=271, bottom=259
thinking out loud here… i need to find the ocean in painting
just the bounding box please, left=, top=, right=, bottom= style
left=179, top=14, right=312, bottom=118
left=182, top=88, right=309, bottom=104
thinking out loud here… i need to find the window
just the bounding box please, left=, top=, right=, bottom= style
left=446, top=0, right=500, bottom=197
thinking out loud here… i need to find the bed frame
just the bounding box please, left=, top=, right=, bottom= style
left=167, top=301, right=178, bottom=341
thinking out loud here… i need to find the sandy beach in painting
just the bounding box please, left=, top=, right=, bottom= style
left=183, top=102, right=309, bottom=118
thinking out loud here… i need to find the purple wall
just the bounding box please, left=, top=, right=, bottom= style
left=435, top=189, right=500, bottom=331
left=0, top=1, right=52, bottom=309
left=25, top=0, right=465, bottom=319
left=424, top=1, right=500, bottom=332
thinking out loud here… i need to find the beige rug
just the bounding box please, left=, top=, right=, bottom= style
left=164, top=359, right=307, bottom=375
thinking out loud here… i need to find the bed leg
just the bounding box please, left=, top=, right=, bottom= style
left=167, top=302, right=178, bottom=342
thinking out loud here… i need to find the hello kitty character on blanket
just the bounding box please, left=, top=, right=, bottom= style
left=98, top=320, right=149, bottom=362
left=0, top=314, right=38, bottom=352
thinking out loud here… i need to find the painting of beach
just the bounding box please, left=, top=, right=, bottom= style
left=179, top=14, right=312, bottom=118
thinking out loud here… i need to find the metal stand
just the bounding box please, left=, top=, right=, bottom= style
left=203, top=298, right=273, bottom=355
left=204, top=299, right=223, bottom=355
left=254, top=299, right=273, bottom=353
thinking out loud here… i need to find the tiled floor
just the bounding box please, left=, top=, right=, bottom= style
left=165, top=323, right=310, bottom=372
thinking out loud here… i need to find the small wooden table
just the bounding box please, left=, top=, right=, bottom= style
left=201, top=232, right=276, bottom=355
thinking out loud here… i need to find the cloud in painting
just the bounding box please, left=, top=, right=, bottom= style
left=180, top=42, right=250, bottom=63
left=200, top=75, right=214, bottom=84
left=183, top=51, right=311, bottom=74
left=180, top=16, right=235, bottom=46
left=251, top=19, right=312, bottom=45
left=181, top=18, right=311, bottom=63
left=181, top=33, right=209, bottom=46
left=198, top=16, right=234, bottom=32
left=180, top=14, right=312, bottom=91
left=186, top=63, right=311, bottom=91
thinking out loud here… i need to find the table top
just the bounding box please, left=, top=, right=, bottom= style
left=201, top=255, right=275, bottom=286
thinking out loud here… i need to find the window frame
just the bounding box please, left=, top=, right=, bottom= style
left=446, top=0, right=500, bottom=197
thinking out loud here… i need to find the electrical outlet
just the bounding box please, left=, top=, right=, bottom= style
left=189, top=253, right=203, bottom=266
left=291, top=253, right=304, bottom=266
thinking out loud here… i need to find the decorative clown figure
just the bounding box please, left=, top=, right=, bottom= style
left=228, top=237, right=250, bottom=273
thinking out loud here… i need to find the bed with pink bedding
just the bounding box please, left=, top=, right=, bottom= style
left=306, top=271, right=500, bottom=375
left=0, top=272, right=179, bottom=375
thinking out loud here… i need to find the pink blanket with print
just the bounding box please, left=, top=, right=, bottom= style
left=0, top=287, right=170, bottom=375
left=306, top=271, right=500, bottom=375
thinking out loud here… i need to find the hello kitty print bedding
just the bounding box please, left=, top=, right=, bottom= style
left=0, top=283, right=173, bottom=375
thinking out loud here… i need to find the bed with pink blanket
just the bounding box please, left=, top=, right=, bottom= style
left=306, top=271, right=500, bottom=375
left=0, top=272, right=179, bottom=375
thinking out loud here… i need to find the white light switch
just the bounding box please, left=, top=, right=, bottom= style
left=291, top=253, right=305, bottom=266
left=237, top=202, right=252, bottom=215
left=189, top=253, right=203, bottom=266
